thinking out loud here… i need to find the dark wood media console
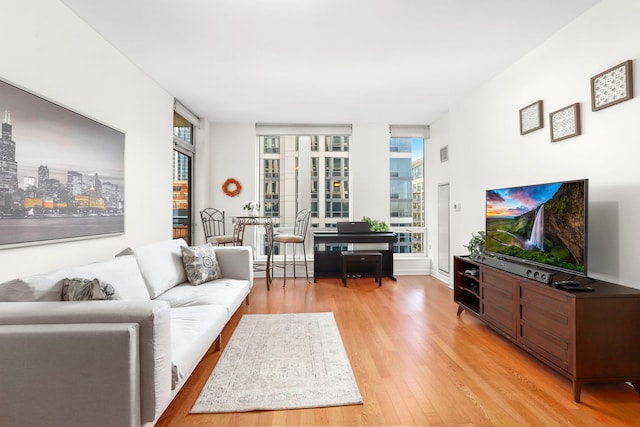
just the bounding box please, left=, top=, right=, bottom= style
left=454, top=255, right=640, bottom=402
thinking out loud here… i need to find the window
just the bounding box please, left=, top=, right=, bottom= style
left=257, top=125, right=351, bottom=259
left=173, top=101, right=199, bottom=244
left=389, top=125, right=427, bottom=255
left=260, top=134, right=350, bottom=225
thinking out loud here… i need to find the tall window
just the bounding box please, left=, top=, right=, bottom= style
left=173, top=103, right=198, bottom=244
left=257, top=127, right=351, bottom=258
left=389, top=127, right=426, bottom=255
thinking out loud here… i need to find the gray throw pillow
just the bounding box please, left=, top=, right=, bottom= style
left=61, top=278, right=122, bottom=301
left=181, top=243, right=221, bottom=286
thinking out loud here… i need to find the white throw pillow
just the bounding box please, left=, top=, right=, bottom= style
left=181, top=243, right=222, bottom=286
left=132, top=239, right=188, bottom=299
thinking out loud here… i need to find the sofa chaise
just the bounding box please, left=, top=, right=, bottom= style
left=0, top=238, right=253, bottom=427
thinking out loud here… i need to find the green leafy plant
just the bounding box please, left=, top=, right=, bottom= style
left=464, top=231, right=486, bottom=256
left=362, top=216, right=389, bottom=232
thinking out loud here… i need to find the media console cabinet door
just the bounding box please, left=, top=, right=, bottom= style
left=480, top=268, right=517, bottom=339
left=519, top=284, right=571, bottom=372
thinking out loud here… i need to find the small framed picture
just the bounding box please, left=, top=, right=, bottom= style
left=591, top=60, right=633, bottom=111
left=519, top=100, right=543, bottom=135
left=550, top=103, right=581, bottom=142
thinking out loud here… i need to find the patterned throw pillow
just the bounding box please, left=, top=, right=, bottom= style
left=181, top=243, right=222, bottom=286
left=61, top=277, right=122, bottom=301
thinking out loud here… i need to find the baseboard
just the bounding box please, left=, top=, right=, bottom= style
left=253, top=258, right=436, bottom=277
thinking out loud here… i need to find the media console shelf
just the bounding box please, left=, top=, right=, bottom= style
left=453, top=255, right=640, bottom=402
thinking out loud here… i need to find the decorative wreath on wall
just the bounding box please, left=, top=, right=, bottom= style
left=222, top=178, right=242, bottom=197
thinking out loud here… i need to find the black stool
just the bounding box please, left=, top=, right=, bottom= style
left=341, top=250, right=382, bottom=287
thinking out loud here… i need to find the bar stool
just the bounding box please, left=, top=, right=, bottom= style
left=272, top=209, right=311, bottom=287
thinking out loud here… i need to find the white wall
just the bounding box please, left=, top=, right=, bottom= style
left=429, top=0, right=640, bottom=287
left=0, top=0, right=174, bottom=282
left=196, top=123, right=257, bottom=245
left=426, top=112, right=451, bottom=282
left=350, top=124, right=390, bottom=221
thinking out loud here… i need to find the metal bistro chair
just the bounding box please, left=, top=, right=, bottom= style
left=272, top=209, right=311, bottom=287
left=200, top=208, right=241, bottom=246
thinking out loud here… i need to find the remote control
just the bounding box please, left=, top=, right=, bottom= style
left=553, top=280, right=580, bottom=287
left=561, top=285, right=594, bottom=292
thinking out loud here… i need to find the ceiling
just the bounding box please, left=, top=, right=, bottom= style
left=59, top=0, right=600, bottom=125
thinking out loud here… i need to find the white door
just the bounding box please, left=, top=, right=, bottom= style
left=437, top=183, right=450, bottom=274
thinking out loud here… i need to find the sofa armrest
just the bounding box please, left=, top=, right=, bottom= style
left=0, top=300, right=172, bottom=424
left=0, top=323, right=140, bottom=427
left=213, top=245, right=254, bottom=285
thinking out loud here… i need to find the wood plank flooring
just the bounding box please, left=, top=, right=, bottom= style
left=156, top=275, right=640, bottom=426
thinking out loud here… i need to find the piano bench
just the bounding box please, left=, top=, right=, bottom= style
left=341, top=250, right=382, bottom=287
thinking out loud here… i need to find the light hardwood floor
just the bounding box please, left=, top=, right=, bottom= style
left=156, top=275, right=640, bottom=426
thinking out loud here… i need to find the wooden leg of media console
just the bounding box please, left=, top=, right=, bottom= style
left=573, top=381, right=582, bottom=403
left=574, top=381, right=640, bottom=402
left=456, top=305, right=464, bottom=316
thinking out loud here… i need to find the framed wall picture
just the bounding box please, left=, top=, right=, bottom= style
left=0, top=78, right=125, bottom=248
left=519, top=100, right=543, bottom=135
left=591, top=60, right=633, bottom=111
left=550, top=103, right=581, bottom=142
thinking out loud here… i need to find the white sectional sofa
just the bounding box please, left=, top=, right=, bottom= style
left=0, top=238, right=253, bottom=427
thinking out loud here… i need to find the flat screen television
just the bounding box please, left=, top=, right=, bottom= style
left=484, top=179, right=588, bottom=276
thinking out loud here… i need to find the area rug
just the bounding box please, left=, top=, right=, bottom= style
left=190, top=312, right=363, bottom=413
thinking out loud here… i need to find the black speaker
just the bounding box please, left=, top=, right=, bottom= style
left=472, top=253, right=554, bottom=284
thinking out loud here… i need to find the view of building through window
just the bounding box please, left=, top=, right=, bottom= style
left=390, top=137, right=425, bottom=255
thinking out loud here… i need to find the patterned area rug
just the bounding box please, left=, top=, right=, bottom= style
left=191, top=312, right=363, bottom=413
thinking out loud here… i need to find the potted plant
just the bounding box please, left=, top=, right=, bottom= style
left=361, top=216, right=389, bottom=232
left=242, top=201, right=260, bottom=216
left=465, top=231, right=486, bottom=256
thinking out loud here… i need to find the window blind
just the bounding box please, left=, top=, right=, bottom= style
left=389, top=124, right=430, bottom=138
left=255, top=123, right=352, bottom=136
left=174, top=99, right=200, bottom=128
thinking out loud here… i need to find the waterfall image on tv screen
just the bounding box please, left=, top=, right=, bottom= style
left=485, top=179, right=587, bottom=275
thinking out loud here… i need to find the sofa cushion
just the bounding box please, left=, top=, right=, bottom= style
left=65, top=255, right=151, bottom=301
left=181, top=243, right=221, bottom=286
left=170, top=305, right=228, bottom=389
left=0, top=270, right=69, bottom=302
left=132, top=239, right=188, bottom=299
left=61, top=278, right=121, bottom=301
left=155, top=278, right=250, bottom=319
left=0, top=255, right=150, bottom=302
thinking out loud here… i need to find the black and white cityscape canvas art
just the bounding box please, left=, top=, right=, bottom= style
left=0, top=79, right=125, bottom=247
